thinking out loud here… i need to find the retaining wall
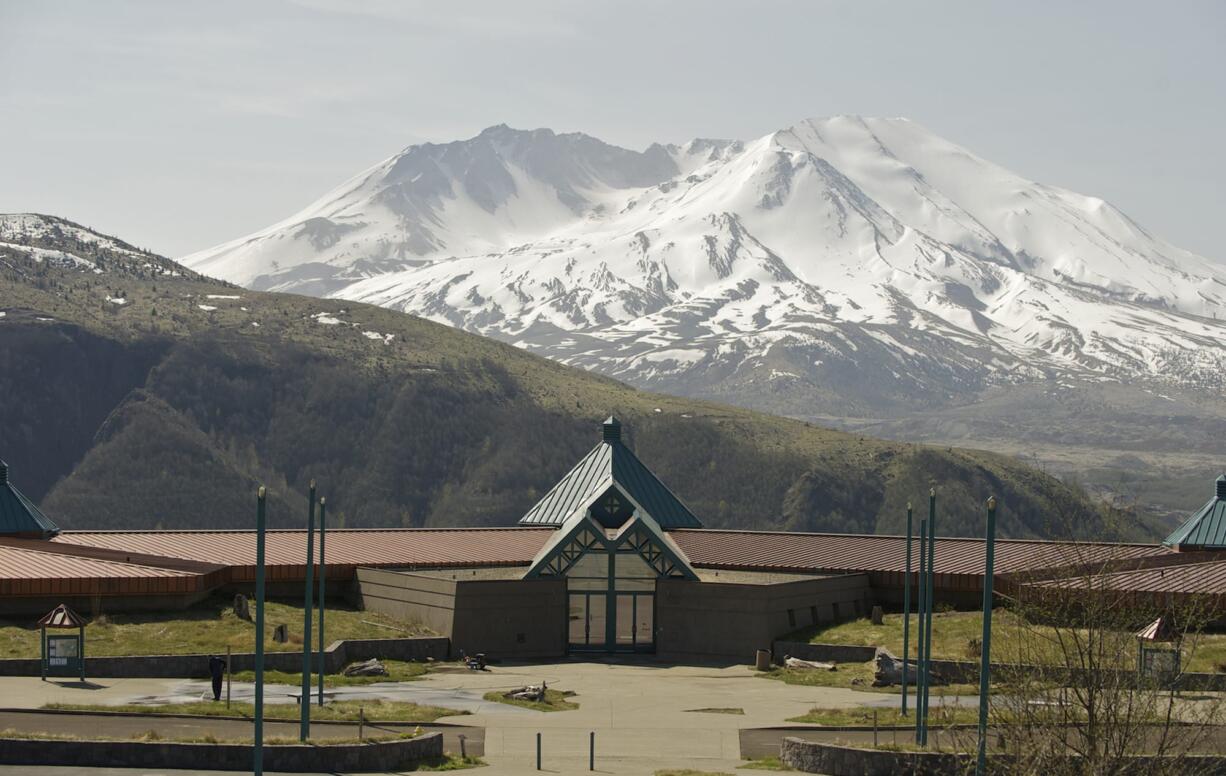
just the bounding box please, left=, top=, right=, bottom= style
left=0, top=636, right=449, bottom=678
left=781, top=736, right=1005, bottom=775
left=772, top=641, right=877, bottom=663
left=0, top=731, right=443, bottom=772
left=781, top=737, right=1226, bottom=775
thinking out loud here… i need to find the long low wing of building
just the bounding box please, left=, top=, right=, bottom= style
left=0, top=427, right=1223, bottom=662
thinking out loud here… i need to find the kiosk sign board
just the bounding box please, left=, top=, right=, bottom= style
left=46, top=634, right=81, bottom=675
left=1140, top=645, right=1180, bottom=685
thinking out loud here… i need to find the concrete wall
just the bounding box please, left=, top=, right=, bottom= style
left=451, top=578, right=566, bottom=660
left=0, top=636, right=449, bottom=678
left=355, top=568, right=459, bottom=637
left=656, top=573, right=872, bottom=664
left=0, top=732, right=444, bottom=772
left=355, top=568, right=567, bottom=660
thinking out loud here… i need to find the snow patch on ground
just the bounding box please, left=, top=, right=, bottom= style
left=197, top=304, right=217, bottom=311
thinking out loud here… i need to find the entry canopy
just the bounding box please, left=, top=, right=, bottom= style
left=517, top=417, right=703, bottom=530
left=38, top=603, right=87, bottom=629
left=0, top=460, right=60, bottom=539
left=1162, top=475, right=1226, bottom=551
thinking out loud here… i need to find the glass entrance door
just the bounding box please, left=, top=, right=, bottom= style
left=568, top=593, right=589, bottom=649
left=568, top=592, right=607, bottom=651
left=615, top=593, right=655, bottom=652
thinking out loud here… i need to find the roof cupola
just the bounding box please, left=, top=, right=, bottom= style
left=602, top=416, right=621, bottom=442
left=1163, top=474, right=1226, bottom=552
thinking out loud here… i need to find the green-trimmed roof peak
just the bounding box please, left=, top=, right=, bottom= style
left=518, top=418, right=702, bottom=530
left=1163, top=474, right=1226, bottom=551
left=0, top=459, right=60, bottom=539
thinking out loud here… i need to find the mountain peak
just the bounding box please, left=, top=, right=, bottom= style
left=181, top=119, right=1226, bottom=415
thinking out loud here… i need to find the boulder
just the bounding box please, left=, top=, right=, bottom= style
left=784, top=656, right=836, bottom=671
left=343, top=658, right=389, bottom=677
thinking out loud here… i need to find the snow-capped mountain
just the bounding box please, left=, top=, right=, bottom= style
left=184, top=118, right=1226, bottom=414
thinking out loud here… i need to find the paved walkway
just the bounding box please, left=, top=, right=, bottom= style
left=0, top=660, right=955, bottom=774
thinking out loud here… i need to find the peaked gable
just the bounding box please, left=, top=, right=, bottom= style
left=0, top=461, right=59, bottom=539
left=517, top=418, right=702, bottom=530
left=1164, top=475, right=1226, bottom=551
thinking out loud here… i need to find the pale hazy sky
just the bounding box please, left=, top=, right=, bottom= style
left=1, top=0, right=1223, bottom=260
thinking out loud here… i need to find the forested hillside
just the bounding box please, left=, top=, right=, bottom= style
left=0, top=215, right=1130, bottom=539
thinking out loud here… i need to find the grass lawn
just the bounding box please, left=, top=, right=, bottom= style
left=230, top=659, right=431, bottom=686
left=482, top=688, right=578, bottom=712
left=685, top=707, right=745, bottom=715
left=0, top=726, right=419, bottom=745
left=739, top=755, right=794, bottom=770
left=794, top=609, right=1226, bottom=673
left=418, top=755, right=486, bottom=771
left=45, top=698, right=465, bottom=723
left=0, top=596, right=428, bottom=659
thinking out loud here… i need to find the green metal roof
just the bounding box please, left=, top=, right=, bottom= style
left=1163, top=475, right=1226, bottom=550
left=0, top=460, right=60, bottom=539
left=517, top=417, right=703, bottom=530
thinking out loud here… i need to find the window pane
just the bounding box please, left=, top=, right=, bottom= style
left=635, top=596, right=654, bottom=647
left=587, top=596, right=607, bottom=648
left=616, top=551, right=657, bottom=579
left=568, top=577, right=607, bottom=591
left=616, top=595, right=635, bottom=645
left=567, top=550, right=609, bottom=584
left=568, top=594, right=588, bottom=645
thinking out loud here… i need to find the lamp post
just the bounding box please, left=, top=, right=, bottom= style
left=921, top=488, right=936, bottom=745
left=915, top=516, right=928, bottom=745
left=317, top=496, right=326, bottom=708
left=976, top=496, right=998, bottom=775
left=902, top=502, right=914, bottom=716
left=300, top=480, right=316, bottom=741
left=254, top=487, right=267, bottom=776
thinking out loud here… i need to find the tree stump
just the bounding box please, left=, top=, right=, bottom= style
left=233, top=594, right=251, bottom=622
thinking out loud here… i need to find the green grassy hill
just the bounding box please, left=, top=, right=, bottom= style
left=0, top=215, right=1132, bottom=539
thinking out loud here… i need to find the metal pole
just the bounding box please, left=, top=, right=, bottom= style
left=40, top=626, right=46, bottom=681
left=922, top=488, right=937, bottom=745
left=915, top=517, right=928, bottom=745
left=300, top=480, right=316, bottom=741
left=902, top=501, right=913, bottom=716
left=317, top=497, right=326, bottom=708
left=226, top=645, right=231, bottom=708
left=254, top=487, right=267, bottom=776
left=459, top=733, right=467, bottom=759
left=536, top=731, right=542, bottom=770
left=976, top=496, right=999, bottom=776
left=79, top=624, right=85, bottom=681
left=590, top=730, right=595, bottom=770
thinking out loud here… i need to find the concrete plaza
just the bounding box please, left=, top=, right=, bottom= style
left=0, top=658, right=950, bottom=774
